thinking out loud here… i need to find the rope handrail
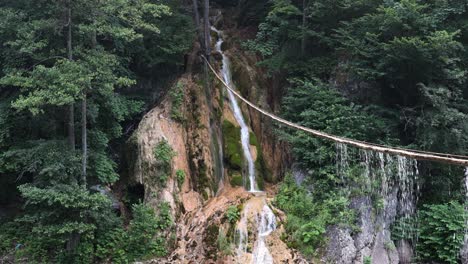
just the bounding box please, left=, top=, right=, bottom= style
left=201, top=56, right=468, bottom=167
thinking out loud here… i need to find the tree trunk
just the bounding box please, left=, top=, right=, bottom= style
left=65, top=0, right=80, bottom=252
left=66, top=0, right=75, bottom=150
left=301, top=0, right=307, bottom=56
left=192, top=0, right=204, bottom=50
left=81, top=29, right=96, bottom=186
left=81, top=95, right=87, bottom=186
left=203, top=0, right=210, bottom=59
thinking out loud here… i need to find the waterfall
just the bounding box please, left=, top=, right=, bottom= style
left=235, top=197, right=277, bottom=264
left=236, top=203, right=249, bottom=257
left=212, top=26, right=257, bottom=192
left=252, top=205, right=276, bottom=264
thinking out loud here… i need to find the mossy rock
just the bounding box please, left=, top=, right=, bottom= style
left=256, top=174, right=265, bottom=190
left=230, top=172, right=243, bottom=187
left=204, top=225, right=219, bottom=260
left=222, top=120, right=242, bottom=170
left=249, top=132, right=258, bottom=147
left=230, top=56, right=251, bottom=98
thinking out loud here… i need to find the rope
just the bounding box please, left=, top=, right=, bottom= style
left=201, top=56, right=468, bottom=167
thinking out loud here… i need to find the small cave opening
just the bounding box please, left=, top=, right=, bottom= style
left=124, top=183, right=145, bottom=208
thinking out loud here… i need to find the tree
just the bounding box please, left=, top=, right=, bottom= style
left=0, top=0, right=190, bottom=261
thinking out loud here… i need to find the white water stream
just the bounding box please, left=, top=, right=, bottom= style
left=212, top=26, right=257, bottom=192
left=212, top=26, right=276, bottom=264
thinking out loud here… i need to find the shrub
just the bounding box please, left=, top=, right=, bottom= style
left=230, top=172, right=243, bottom=187
left=96, top=203, right=173, bottom=263
left=176, top=169, right=186, bottom=188
left=217, top=229, right=232, bottom=255
left=416, top=201, right=465, bottom=264
left=225, top=206, right=240, bottom=223
left=275, top=174, right=355, bottom=256
left=153, top=140, right=176, bottom=187
left=170, top=81, right=185, bottom=122
left=154, top=139, right=176, bottom=165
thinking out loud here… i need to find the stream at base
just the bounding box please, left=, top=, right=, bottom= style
left=212, top=26, right=277, bottom=264
left=235, top=195, right=276, bottom=264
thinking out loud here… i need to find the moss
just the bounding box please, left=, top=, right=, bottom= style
left=230, top=172, right=243, bottom=187
left=204, top=225, right=219, bottom=260
left=202, top=189, right=209, bottom=201
left=222, top=120, right=242, bottom=170
left=230, top=57, right=251, bottom=98
left=252, top=138, right=273, bottom=186
left=249, top=132, right=258, bottom=146
left=256, top=174, right=265, bottom=190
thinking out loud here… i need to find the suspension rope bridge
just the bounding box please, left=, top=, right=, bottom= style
left=201, top=55, right=468, bottom=167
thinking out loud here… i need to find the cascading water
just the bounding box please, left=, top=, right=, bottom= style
left=212, top=26, right=277, bottom=263
left=252, top=204, right=276, bottom=264
left=212, top=26, right=257, bottom=192
left=236, top=203, right=249, bottom=257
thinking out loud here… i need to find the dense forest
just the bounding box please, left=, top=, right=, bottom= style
left=0, top=0, right=467, bottom=263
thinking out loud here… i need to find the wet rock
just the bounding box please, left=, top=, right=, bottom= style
left=461, top=240, right=468, bottom=264
left=325, top=226, right=357, bottom=264
left=396, top=240, right=413, bottom=264
left=371, top=231, right=399, bottom=264
left=350, top=196, right=374, bottom=263
left=212, top=51, right=223, bottom=61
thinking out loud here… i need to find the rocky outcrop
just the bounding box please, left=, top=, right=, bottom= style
left=127, top=74, right=222, bottom=216
left=324, top=189, right=400, bottom=264
left=461, top=239, right=468, bottom=264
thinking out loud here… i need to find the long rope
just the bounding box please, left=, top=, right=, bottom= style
left=201, top=56, right=468, bottom=167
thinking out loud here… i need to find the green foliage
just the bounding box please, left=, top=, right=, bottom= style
left=125, top=203, right=172, bottom=260
left=95, top=202, right=173, bottom=263
left=0, top=0, right=190, bottom=262
left=0, top=183, right=116, bottom=263
left=176, top=169, right=186, bottom=188
left=391, top=216, right=418, bottom=242
left=416, top=201, right=465, bottom=264
left=153, top=139, right=176, bottom=187
left=275, top=174, right=355, bottom=256
left=249, top=131, right=258, bottom=146
left=230, top=173, right=244, bottom=187
left=364, top=256, right=372, bottom=264
left=170, top=81, right=185, bottom=122
left=222, top=120, right=242, bottom=170
left=216, top=228, right=232, bottom=255
left=279, top=80, right=396, bottom=192
left=154, top=139, right=176, bottom=164
left=225, top=206, right=240, bottom=223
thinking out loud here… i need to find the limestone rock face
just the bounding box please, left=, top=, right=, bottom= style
left=325, top=226, right=357, bottom=264
left=324, top=189, right=400, bottom=264
left=128, top=76, right=219, bottom=216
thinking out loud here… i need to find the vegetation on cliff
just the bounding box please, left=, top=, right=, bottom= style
left=247, top=0, right=468, bottom=261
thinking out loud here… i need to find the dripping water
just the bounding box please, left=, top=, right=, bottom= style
left=336, top=143, right=349, bottom=184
